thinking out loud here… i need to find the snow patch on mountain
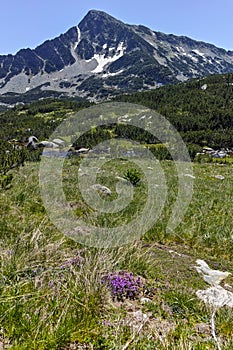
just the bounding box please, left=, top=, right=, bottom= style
left=102, top=69, right=124, bottom=78
left=70, top=26, right=81, bottom=61
left=192, top=49, right=206, bottom=58
left=176, top=46, right=185, bottom=53
left=91, top=42, right=125, bottom=73
left=74, top=26, right=81, bottom=51
left=182, top=52, right=199, bottom=62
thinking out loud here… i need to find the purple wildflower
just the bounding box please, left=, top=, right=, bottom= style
left=101, top=271, right=141, bottom=301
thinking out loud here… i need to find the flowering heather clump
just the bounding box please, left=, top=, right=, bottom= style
left=102, top=271, right=141, bottom=301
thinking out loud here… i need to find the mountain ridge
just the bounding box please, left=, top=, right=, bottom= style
left=1, top=9, right=233, bottom=101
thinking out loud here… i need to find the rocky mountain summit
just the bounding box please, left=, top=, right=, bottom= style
left=1, top=10, right=233, bottom=101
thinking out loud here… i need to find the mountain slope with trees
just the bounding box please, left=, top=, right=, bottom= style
left=115, top=73, right=233, bottom=150
left=0, top=73, right=233, bottom=177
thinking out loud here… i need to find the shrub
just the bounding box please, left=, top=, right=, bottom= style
left=123, top=168, right=141, bottom=186
left=0, top=173, right=13, bottom=189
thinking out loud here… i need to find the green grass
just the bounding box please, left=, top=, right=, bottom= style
left=0, top=159, right=233, bottom=349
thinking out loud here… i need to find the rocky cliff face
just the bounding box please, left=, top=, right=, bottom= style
left=1, top=10, right=233, bottom=100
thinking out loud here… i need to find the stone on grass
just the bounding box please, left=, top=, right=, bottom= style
left=91, top=184, right=112, bottom=196
left=195, top=259, right=231, bottom=286
left=140, top=297, right=153, bottom=304
left=214, top=175, right=225, bottom=180
left=196, top=285, right=233, bottom=309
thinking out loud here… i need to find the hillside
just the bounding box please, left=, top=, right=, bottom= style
left=115, top=73, right=233, bottom=150
left=0, top=72, right=233, bottom=348
left=0, top=73, right=232, bottom=174
left=1, top=156, right=233, bottom=349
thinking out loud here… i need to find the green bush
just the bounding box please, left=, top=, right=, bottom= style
left=123, top=168, right=141, bottom=186
left=0, top=173, right=13, bottom=189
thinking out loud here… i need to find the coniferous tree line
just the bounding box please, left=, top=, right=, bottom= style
left=0, top=73, right=233, bottom=178
left=114, top=73, right=233, bottom=149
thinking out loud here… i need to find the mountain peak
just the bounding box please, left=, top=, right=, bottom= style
left=82, top=9, right=120, bottom=21
left=1, top=10, right=233, bottom=102
left=78, top=9, right=125, bottom=32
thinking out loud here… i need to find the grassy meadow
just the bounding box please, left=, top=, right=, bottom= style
left=0, top=77, right=233, bottom=348
left=0, top=155, right=233, bottom=349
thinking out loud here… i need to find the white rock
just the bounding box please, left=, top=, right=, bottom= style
left=141, top=297, right=153, bottom=304
left=52, top=138, right=65, bottom=147
left=39, top=141, right=59, bottom=148
left=195, top=259, right=231, bottom=286
left=91, top=184, right=112, bottom=196
left=183, top=173, right=195, bottom=179
left=196, top=285, right=233, bottom=309
left=214, top=175, right=225, bottom=180
left=115, top=176, right=128, bottom=183
left=201, top=84, right=208, bottom=90
left=76, top=148, right=90, bottom=154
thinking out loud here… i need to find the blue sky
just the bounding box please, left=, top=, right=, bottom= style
left=1, top=0, right=232, bottom=55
